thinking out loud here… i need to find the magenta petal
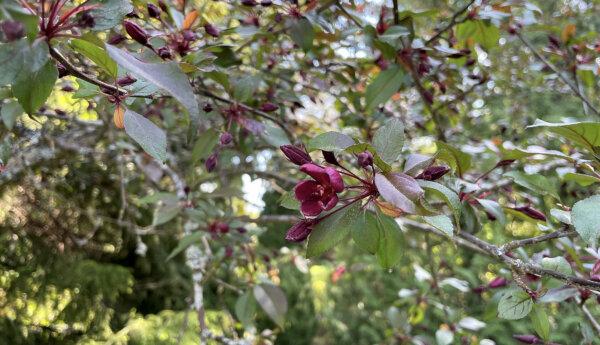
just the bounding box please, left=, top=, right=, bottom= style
left=300, top=163, right=329, bottom=185
left=294, top=180, right=321, bottom=202
left=300, top=200, right=324, bottom=217
left=322, top=194, right=338, bottom=211
left=285, top=220, right=313, bottom=242
left=325, top=167, right=344, bottom=193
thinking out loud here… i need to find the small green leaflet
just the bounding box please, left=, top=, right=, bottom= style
left=124, top=109, right=167, bottom=163
left=476, top=198, right=506, bottom=225
left=351, top=209, right=379, bottom=254
left=235, top=291, right=256, bottom=329
left=13, top=61, right=57, bottom=114
left=253, top=283, right=287, bottom=328
left=70, top=38, right=117, bottom=77
left=375, top=212, right=404, bottom=268
left=372, top=118, right=405, bottom=164
left=530, top=304, right=550, bottom=341
left=1, top=100, right=23, bottom=130
left=423, top=215, right=454, bottom=238
left=498, top=289, right=533, bottom=320
left=571, top=195, right=600, bottom=246
left=528, top=120, right=600, bottom=157
left=504, top=171, right=559, bottom=199
left=166, top=232, right=203, bottom=261
left=307, top=131, right=354, bottom=152
left=455, top=19, right=500, bottom=50
left=289, top=17, right=314, bottom=52
left=191, top=128, right=220, bottom=163
left=365, top=64, right=406, bottom=111
left=436, top=141, right=471, bottom=177
left=307, top=203, right=361, bottom=258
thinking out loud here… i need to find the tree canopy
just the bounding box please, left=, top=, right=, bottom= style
left=1, top=0, right=600, bottom=344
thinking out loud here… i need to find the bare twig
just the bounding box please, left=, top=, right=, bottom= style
left=500, top=228, right=576, bottom=253
left=582, top=304, right=600, bottom=335
left=425, top=0, right=475, bottom=46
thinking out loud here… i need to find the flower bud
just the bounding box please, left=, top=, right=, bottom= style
left=117, top=75, right=137, bottom=86
left=225, top=246, right=233, bottom=258
left=108, top=34, right=127, bottom=45
left=147, top=3, right=161, bottom=18
left=280, top=145, right=312, bottom=166
left=260, top=102, right=278, bottom=112
left=157, top=46, right=172, bottom=59
left=261, top=0, right=272, bottom=6
left=241, top=0, right=258, bottom=6
left=204, top=23, right=220, bottom=37
left=236, top=227, right=247, bottom=234
left=57, top=63, right=68, bottom=78
left=512, top=206, right=546, bottom=222
left=77, top=12, right=95, bottom=28
left=203, top=103, right=213, bottom=112
left=1, top=20, right=24, bottom=42
left=507, top=25, right=517, bottom=35
left=513, top=335, right=540, bottom=344
left=113, top=106, right=125, bottom=129
left=285, top=219, right=314, bottom=242
left=322, top=151, right=339, bottom=166
left=205, top=153, right=218, bottom=172
left=357, top=151, right=373, bottom=168
left=182, top=30, right=197, bottom=42
left=158, top=0, right=168, bottom=11
left=487, top=277, right=508, bottom=289
left=416, top=165, right=450, bottom=181
left=124, top=20, right=149, bottom=46
left=217, top=222, right=229, bottom=233
left=220, top=132, right=233, bottom=145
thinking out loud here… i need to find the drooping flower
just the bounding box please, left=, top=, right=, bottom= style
left=280, top=145, right=312, bottom=166
left=294, top=163, right=344, bottom=217
left=285, top=219, right=315, bottom=242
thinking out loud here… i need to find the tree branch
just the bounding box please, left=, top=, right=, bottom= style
left=425, top=0, right=475, bottom=46
left=516, top=31, right=600, bottom=116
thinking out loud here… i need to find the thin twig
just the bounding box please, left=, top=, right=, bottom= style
left=425, top=0, right=475, bottom=46
left=516, top=31, right=600, bottom=116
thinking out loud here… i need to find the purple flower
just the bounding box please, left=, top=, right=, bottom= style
left=295, top=163, right=344, bottom=217
left=416, top=165, right=449, bottom=181
left=285, top=219, right=315, bottom=242
left=220, top=132, right=233, bottom=145
left=357, top=151, right=373, bottom=168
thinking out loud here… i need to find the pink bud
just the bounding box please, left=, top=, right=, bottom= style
left=157, top=46, right=172, bottom=59
left=147, top=3, right=161, bottom=18
left=280, top=145, right=312, bottom=166
left=357, top=151, right=373, bottom=168
left=512, top=206, right=546, bottom=222
left=513, top=335, right=540, bottom=344
left=285, top=219, right=315, bottom=242
left=220, top=132, right=233, bottom=145
left=124, top=20, right=149, bottom=46
left=117, top=75, right=137, bottom=86
left=260, top=102, right=279, bottom=112
left=204, top=23, right=220, bottom=37
left=205, top=153, right=218, bottom=172
left=1, top=20, right=24, bottom=41
left=488, top=277, right=508, bottom=289
left=108, top=34, right=127, bottom=45
left=241, top=0, right=258, bottom=6
left=415, top=165, right=449, bottom=181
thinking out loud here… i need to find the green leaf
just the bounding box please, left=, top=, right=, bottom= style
left=70, top=39, right=117, bottom=77
left=279, top=192, right=300, bottom=210
left=307, top=131, right=354, bottom=152
left=528, top=120, right=600, bottom=156
left=497, top=290, right=533, bottom=320
left=191, top=128, right=220, bottom=163
left=152, top=201, right=182, bottom=226
left=423, top=215, right=454, bottom=238
left=541, top=257, right=572, bottom=275
left=351, top=210, right=379, bottom=254
left=260, top=123, right=290, bottom=147
left=233, top=75, right=260, bottom=102
left=476, top=198, right=506, bottom=225
left=365, top=64, right=406, bottom=111
left=106, top=45, right=200, bottom=120
left=503, top=171, right=559, bottom=199
left=289, top=17, right=314, bottom=52
left=436, top=141, right=471, bottom=177
left=562, top=172, right=600, bottom=186
left=530, top=304, right=550, bottom=341
left=0, top=39, right=49, bottom=86
left=89, top=0, right=134, bottom=31
left=372, top=118, right=404, bottom=164
left=550, top=208, right=571, bottom=225
left=455, top=20, right=500, bottom=50
left=375, top=212, right=404, bottom=268
left=417, top=180, right=461, bottom=221
left=74, top=79, right=99, bottom=98
left=378, top=25, right=411, bottom=45
left=13, top=61, right=57, bottom=114
left=307, top=202, right=361, bottom=258
left=1, top=100, right=23, bottom=130
left=124, top=109, right=167, bottom=163
left=235, top=291, right=256, bottom=329
left=403, top=153, right=434, bottom=175
left=253, top=283, right=287, bottom=328
left=166, top=232, right=203, bottom=261
left=572, top=195, right=600, bottom=246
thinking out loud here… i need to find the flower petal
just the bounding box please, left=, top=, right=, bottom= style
left=322, top=194, right=338, bottom=211
left=300, top=200, right=324, bottom=217
left=294, top=180, right=321, bottom=202
left=300, top=163, right=329, bottom=185
left=325, top=167, right=344, bottom=193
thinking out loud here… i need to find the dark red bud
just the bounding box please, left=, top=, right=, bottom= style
left=182, top=30, right=197, bottom=42
left=285, top=219, right=315, bottom=242
left=124, top=20, right=149, bottom=45
left=496, top=159, right=515, bottom=167
left=357, top=151, right=373, bottom=168
left=217, top=222, right=229, bottom=233
left=203, top=103, right=213, bottom=112
left=422, top=90, right=434, bottom=104
left=322, top=151, right=339, bottom=166
left=1, top=20, right=24, bottom=42
left=205, top=153, right=218, bottom=172
left=274, top=13, right=283, bottom=23
left=260, top=0, right=272, bottom=6
left=375, top=55, right=389, bottom=70
left=241, top=0, right=258, bottom=6
left=416, top=165, right=449, bottom=181
left=488, top=277, right=508, bottom=289
left=507, top=25, right=517, bottom=35
left=61, top=85, right=75, bottom=92
left=472, top=285, right=486, bottom=294
left=77, top=12, right=95, bottom=28
left=225, top=246, right=233, bottom=258
left=108, top=34, right=127, bottom=45
left=548, top=35, right=560, bottom=48
left=512, top=206, right=547, bottom=222
left=147, top=3, right=161, bottom=18
left=236, top=227, right=247, bottom=234
left=280, top=145, right=312, bottom=165
left=116, top=75, right=137, bottom=86
left=157, top=46, right=172, bottom=59
left=467, top=10, right=477, bottom=19
left=57, top=63, right=69, bottom=78
left=260, top=102, right=278, bottom=112
left=465, top=57, right=476, bottom=66
left=513, top=335, right=540, bottom=344
left=220, top=132, right=233, bottom=145
left=204, top=23, right=220, bottom=37
left=158, top=0, right=168, bottom=11
left=580, top=289, right=592, bottom=301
